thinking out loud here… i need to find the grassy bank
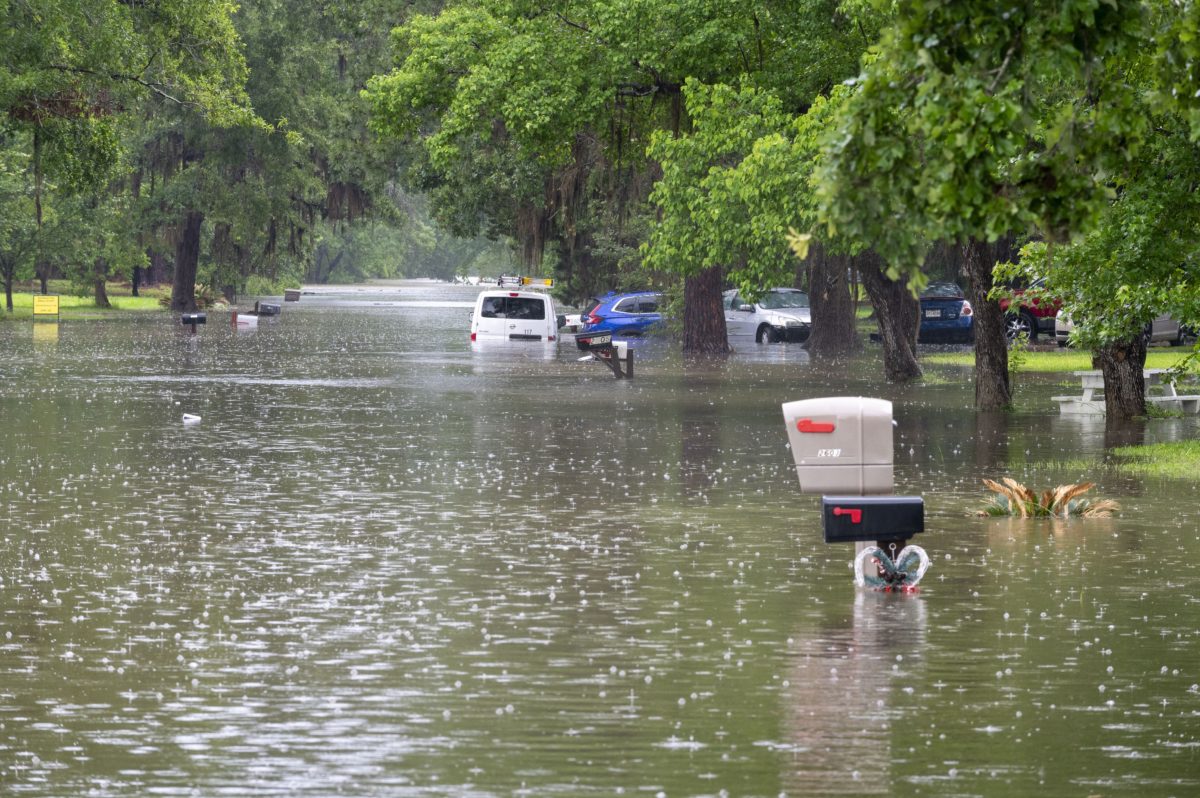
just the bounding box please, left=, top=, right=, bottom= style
left=1058, top=440, right=1200, bottom=480
left=1, top=282, right=172, bottom=321
left=1110, top=441, right=1200, bottom=479
left=923, top=347, right=1198, bottom=373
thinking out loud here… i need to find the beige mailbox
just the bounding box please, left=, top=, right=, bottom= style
left=781, top=396, right=893, bottom=494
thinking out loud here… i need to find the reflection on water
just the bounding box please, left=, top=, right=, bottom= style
left=783, top=592, right=927, bottom=794
left=1, top=280, right=1198, bottom=796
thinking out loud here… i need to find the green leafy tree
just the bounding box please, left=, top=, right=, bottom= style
left=645, top=82, right=797, bottom=353
left=2, top=0, right=257, bottom=310
left=367, top=0, right=872, bottom=351
left=647, top=82, right=875, bottom=361
left=998, top=111, right=1200, bottom=419
left=816, top=0, right=1153, bottom=406
left=0, top=139, right=37, bottom=311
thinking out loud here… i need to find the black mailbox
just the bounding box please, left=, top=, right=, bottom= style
left=255, top=302, right=281, bottom=316
left=181, top=313, right=207, bottom=325
left=575, top=330, right=614, bottom=351
left=821, top=495, right=924, bottom=544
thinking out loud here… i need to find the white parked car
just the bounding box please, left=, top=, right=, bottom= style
left=723, top=288, right=811, bottom=344
left=1055, top=310, right=1193, bottom=347
left=470, top=280, right=563, bottom=343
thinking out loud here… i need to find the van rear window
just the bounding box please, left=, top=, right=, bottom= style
left=481, top=296, right=546, bottom=320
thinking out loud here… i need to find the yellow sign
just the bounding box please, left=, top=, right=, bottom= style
left=32, top=295, right=60, bottom=316
left=520, top=276, right=554, bottom=287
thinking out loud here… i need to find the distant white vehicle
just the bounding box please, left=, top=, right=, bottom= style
left=723, top=288, right=812, bottom=344
left=1055, top=310, right=1194, bottom=347
left=470, top=276, right=563, bottom=344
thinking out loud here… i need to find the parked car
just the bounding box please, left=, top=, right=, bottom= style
left=1055, top=310, right=1194, bottom=347
left=723, top=288, right=811, bottom=343
left=578, top=291, right=664, bottom=336
left=999, top=276, right=1060, bottom=341
left=470, top=287, right=563, bottom=343
left=918, top=281, right=974, bottom=343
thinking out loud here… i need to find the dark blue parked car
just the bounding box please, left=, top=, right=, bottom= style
left=578, top=291, right=664, bottom=336
left=918, top=282, right=974, bottom=344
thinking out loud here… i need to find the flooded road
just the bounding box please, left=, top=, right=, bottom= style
left=2, top=280, right=1198, bottom=796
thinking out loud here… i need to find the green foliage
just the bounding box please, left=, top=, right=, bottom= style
left=1108, top=440, right=1200, bottom=480
left=995, top=111, right=1200, bottom=353
left=923, top=348, right=1196, bottom=373
left=0, top=141, right=38, bottom=306
left=1154, top=0, right=1200, bottom=140
left=817, top=0, right=1155, bottom=286
left=644, top=82, right=863, bottom=299
left=366, top=0, right=879, bottom=290
left=1007, top=330, right=1030, bottom=383
left=976, top=478, right=1119, bottom=518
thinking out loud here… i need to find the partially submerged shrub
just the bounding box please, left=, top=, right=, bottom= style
left=977, top=477, right=1120, bottom=518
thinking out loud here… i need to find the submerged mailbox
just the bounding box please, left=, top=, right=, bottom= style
left=781, top=396, right=893, bottom=495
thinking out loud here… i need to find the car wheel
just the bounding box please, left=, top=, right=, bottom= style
left=1006, top=311, right=1035, bottom=342
left=758, top=325, right=777, bottom=344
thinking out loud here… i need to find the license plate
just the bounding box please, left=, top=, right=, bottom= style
left=924, top=309, right=942, bottom=319
left=576, top=332, right=612, bottom=350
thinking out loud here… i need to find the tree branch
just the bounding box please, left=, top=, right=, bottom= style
left=48, top=63, right=197, bottom=107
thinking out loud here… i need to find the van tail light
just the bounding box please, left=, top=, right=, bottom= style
left=470, top=332, right=477, bottom=341
left=961, top=300, right=973, bottom=316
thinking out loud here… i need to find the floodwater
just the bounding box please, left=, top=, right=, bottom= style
left=1, top=280, right=1198, bottom=797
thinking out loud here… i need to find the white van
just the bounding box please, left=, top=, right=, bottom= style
left=470, top=281, right=563, bottom=343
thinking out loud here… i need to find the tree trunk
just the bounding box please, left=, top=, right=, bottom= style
left=961, top=237, right=1010, bottom=410
left=93, top=257, right=111, bottom=309
left=147, top=250, right=169, bottom=284
left=806, top=243, right=860, bottom=359
left=1097, top=336, right=1148, bottom=422
left=856, top=251, right=921, bottom=382
left=682, top=264, right=731, bottom=355
left=131, top=265, right=140, bottom=297
left=37, top=261, right=49, bottom=294
left=2, top=264, right=12, bottom=312
left=171, top=210, right=204, bottom=312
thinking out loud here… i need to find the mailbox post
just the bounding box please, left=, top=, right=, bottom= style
left=782, top=396, right=929, bottom=590
left=181, top=313, right=207, bottom=335
left=575, top=331, right=633, bottom=379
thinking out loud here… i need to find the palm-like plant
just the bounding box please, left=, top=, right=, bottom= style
left=977, top=478, right=1120, bottom=518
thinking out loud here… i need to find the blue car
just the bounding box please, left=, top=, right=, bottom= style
left=918, top=282, right=974, bottom=344
left=578, top=291, right=664, bottom=336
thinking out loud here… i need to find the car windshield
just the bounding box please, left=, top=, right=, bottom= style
left=759, top=291, right=809, bottom=310
left=920, top=282, right=963, bottom=299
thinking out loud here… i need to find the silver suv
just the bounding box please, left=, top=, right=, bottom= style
left=723, top=288, right=811, bottom=344
left=1055, top=310, right=1194, bottom=347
